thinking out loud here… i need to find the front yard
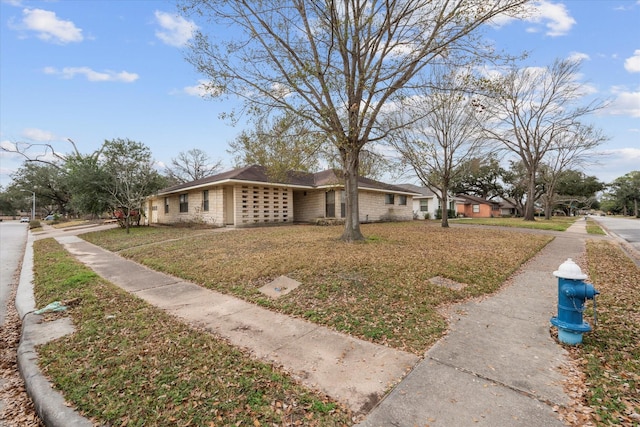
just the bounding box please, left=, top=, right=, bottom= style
left=33, top=220, right=640, bottom=425
left=81, top=221, right=552, bottom=354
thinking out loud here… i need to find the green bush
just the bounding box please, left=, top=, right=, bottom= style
left=435, top=208, right=456, bottom=219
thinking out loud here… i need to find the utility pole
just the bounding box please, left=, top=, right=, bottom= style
left=21, top=190, right=35, bottom=220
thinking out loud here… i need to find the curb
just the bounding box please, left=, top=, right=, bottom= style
left=16, top=233, right=94, bottom=427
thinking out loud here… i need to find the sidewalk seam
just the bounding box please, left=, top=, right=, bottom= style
left=425, top=355, right=562, bottom=408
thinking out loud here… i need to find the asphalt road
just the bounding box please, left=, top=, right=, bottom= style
left=591, top=215, right=640, bottom=260
left=0, top=220, right=29, bottom=420
left=0, top=221, right=28, bottom=325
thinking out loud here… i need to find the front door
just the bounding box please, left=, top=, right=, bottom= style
left=224, top=187, right=234, bottom=225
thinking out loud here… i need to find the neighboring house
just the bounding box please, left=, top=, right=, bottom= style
left=499, top=200, right=518, bottom=217
left=147, top=165, right=419, bottom=227
left=455, top=194, right=502, bottom=218
left=396, top=184, right=459, bottom=220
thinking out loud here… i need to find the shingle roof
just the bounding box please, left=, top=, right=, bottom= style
left=157, top=165, right=418, bottom=196
left=396, top=183, right=437, bottom=198
left=456, top=194, right=500, bottom=206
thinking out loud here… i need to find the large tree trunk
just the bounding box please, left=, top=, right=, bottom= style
left=341, top=150, right=365, bottom=242
left=440, top=191, right=450, bottom=228
left=523, top=169, right=537, bottom=221
left=544, top=194, right=553, bottom=220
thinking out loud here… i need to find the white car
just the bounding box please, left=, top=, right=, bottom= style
left=20, top=217, right=30, bottom=223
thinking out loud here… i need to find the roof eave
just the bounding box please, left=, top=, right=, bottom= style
left=156, top=178, right=315, bottom=196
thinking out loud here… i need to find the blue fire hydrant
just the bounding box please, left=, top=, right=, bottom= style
left=550, top=258, right=599, bottom=345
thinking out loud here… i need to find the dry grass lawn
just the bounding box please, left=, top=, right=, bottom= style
left=83, top=222, right=552, bottom=354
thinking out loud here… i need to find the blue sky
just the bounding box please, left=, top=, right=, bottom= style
left=1, top=0, right=639, bottom=189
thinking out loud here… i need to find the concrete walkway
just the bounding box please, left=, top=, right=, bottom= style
left=15, top=220, right=600, bottom=426
left=53, top=234, right=419, bottom=415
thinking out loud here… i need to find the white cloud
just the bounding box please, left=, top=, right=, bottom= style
left=181, top=79, right=221, bottom=97
left=567, top=51, right=590, bottom=62
left=529, top=1, right=576, bottom=36
left=624, top=50, right=640, bottom=73
left=18, top=8, right=83, bottom=44
left=595, top=147, right=640, bottom=182
left=607, top=90, right=640, bottom=118
left=44, top=66, right=139, bottom=83
left=154, top=11, right=197, bottom=47
left=491, top=1, right=576, bottom=37
left=182, top=80, right=209, bottom=97
left=22, top=128, right=55, bottom=141
left=0, top=140, right=18, bottom=153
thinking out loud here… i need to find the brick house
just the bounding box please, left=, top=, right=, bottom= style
left=146, top=165, right=418, bottom=227
left=455, top=194, right=502, bottom=218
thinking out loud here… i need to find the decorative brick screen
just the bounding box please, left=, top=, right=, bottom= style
left=240, top=186, right=290, bottom=225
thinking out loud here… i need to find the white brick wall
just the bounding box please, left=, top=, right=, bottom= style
left=150, top=186, right=413, bottom=226
left=151, top=189, right=224, bottom=226
left=358, top=191, right=413, bottom=222
left=293, top=190, right=325, bottom=222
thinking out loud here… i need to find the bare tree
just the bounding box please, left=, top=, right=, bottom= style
left=479, top=58, right=606, bottom=221
left=165, top=148, right=222, bottom=184
left=389, top=67, right=490, bottom=227
left=228, top=112, right=325, bottom=180
left=180, top=0, right=528, bottom=241
left=538, top=125, right=608, bottom=219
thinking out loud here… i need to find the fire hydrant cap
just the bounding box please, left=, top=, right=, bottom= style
left=553, top=258, right=588, bottom=280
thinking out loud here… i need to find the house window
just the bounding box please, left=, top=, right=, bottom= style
left=202, top=190, right=209, bottom=212
left=472, top=204, right=480, bottom=213
left=179, top=194, right=188, bottom=213
left=385, top=194, right=394, bottom=205
left=326, top=190, right=335, bottom=217
left=340, top=190, right=346, bottom=218
left=420, top=200, right=428, bottom=212
left=399, top=195, right=407, bottom=205
left=164, top=197, right=169, bottom=214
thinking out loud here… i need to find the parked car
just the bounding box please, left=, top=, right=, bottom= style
left=43, top=214, right=55, bottom=221
left=20, top=217, right=30, bottom=223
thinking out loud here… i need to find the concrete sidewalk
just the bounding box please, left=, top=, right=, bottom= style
left=53, top=234, right=419, bottom=415
left=358, top=226, right=590, bottom=426
left=16, top=220, right=596, bottom=426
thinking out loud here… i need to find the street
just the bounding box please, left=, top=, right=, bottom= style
left=0, top=220, right=40, bottom=426
left=591, top=215, right=640, bottom=261
left=0, top=221, right=27, bottom=324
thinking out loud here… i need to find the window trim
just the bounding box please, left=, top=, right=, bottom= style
left=385, top=193, right=395, bottom=205
left=179, top=193, right=189, bottom=213
left=202, top=190, right=209, bottom=212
